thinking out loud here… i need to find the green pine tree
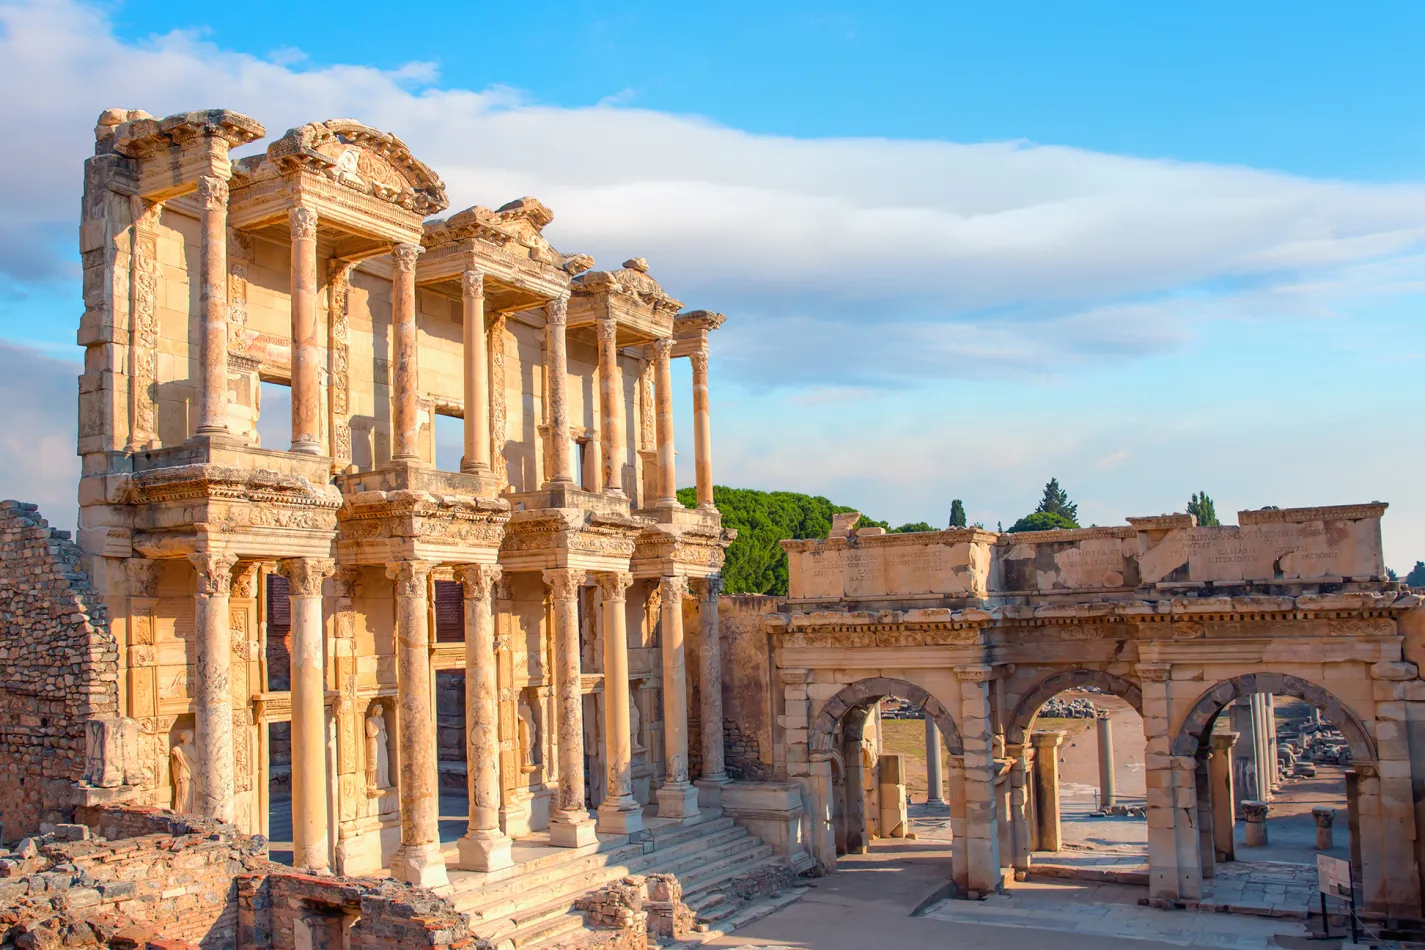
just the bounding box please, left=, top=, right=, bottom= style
left=948, top=499, right=967, bottom=528
left=1034, top=478, right=1078, bottom=523
left=1407, top=561, right=1425, bottom=588
left=1187, top=491, right=1220, bottom=527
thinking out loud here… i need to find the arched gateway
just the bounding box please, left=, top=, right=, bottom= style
left=767, top=507, right=1425, bottom=920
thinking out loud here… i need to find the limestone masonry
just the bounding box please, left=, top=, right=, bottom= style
left=2, top=105, right=1425, bottom=948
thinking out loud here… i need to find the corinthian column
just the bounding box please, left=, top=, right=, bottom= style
left=277, top=556, right=334, bottom=870
left=456, top=563, right=513, bottom=871
left=461, top=270, right=491, bottom=474
left=653, top=337, right=677, bottom=508
left=289, top=207, right=321, bottom=454
left=195, top=177, right=230, bottom=436
left=596, top=316, right=625, bottom=496
left=391, top=243, right=423, bottom=462
left=696, top=576, right=728, bottom=790
left=191, top=551, right=238, bottom=822
left=543, top=295, right=574, bottom=486
left=544, top=567, right=596, bottom=846
left=387, top=560, right=447, bottom=886
left=596, top=572, right=641, bottom=834
left=690, top=348, right=714, bottom=509
left=657, top=575, right=699, bottom=819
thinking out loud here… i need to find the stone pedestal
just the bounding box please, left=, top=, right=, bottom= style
left=1095, top=713, right=1115, bottom=808
left=1314, top=807, right=1335, bottom=851
left=1241, top=800, right=1269, bottom=847
left=280, top=557, right=334, bottom=871
left=596, top=572, right=642, bottom=835
left=191, top=552, right=237, bottom=824
left=388, top=561, right=448, bottom=886
left=1031, top=730, right=1066, bottom=852
left=656, top=575, right=699, bottom=820
left=456, top=564, right=513, bottom=871
left=545, top=568, right=597, bottom=847
left=1209, top=732, right=1237, bottom=863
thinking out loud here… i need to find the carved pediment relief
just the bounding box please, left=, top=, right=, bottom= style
left=265, top=118, right=448, bottom=216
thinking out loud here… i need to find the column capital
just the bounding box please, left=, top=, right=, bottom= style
left=653, top=335, right=674, bottom=360
left=455, top=563, right=503, bottom=601
left=125, top=557, right=162, bottom=598
left=1030, top=730, right=1066, bottom=749
left=392, top=242, right=423, bottom=272
left=1210, top=731, right=1239, bottom=752
left=659, top=574, right=689, bottom=601
left=231, top=562, right=260, bottom=599
left=190, top=552, right=239, bottom=596
left=281, top=557, right=336, bottom=597
left=542, top=567, right=586, bottom=602
left=197, top=175, right=229, bottom=210
left=695, top=574, right=725, bottom=600
left=386, top=560, right=431, bottom=598
left=289, top=206, right=318, bottom=241
left=1137, top=663, right=1171, bottom=683
left=594, top=571, right=635, bottom=601
left=461, top=269, right=484, bottom=296
left=953, top=664, right=993, bottom=684
left=332, top=566, right=362, bottom=599
left=546, top=294, right=569, bottom=325
left=595, top=314, right=617, bottom=340
left=689, top=349, right=708, bottom=376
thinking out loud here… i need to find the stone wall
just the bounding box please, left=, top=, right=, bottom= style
left=718, top=595, right=779, bottom=782
left=0, top=501, right=119, bottom=839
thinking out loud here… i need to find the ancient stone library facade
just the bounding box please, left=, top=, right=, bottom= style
left=5, top=103, right=1425, bottom=949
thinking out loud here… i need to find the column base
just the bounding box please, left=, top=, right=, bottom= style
left=657, top=782, right=701, bottom=820
left=695, top=775, right=730, bottom=811
left=389, top=842, right=449, bottom=888
left=457, top=828, right=514, bottom=872
left=596, top=798, right=645, bottom=835
left=290, top=439, right=322, bottom=455
left=548, top=809, right=598, bottom=848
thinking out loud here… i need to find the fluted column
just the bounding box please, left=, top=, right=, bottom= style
left=596, top=572, right=641, bottom=834
left=544, top=568, right=596, bottom=846
left=596, top=316, right=625, bottom=496
left=195, top=177, right=230, bottom=435
left=289, top=207, right=321, bottom=453
left=456, top=564, right=512, bottom=870
left=653, top=337, right=677, bottom=507
left=696, top=576, right=728, bottom=788
left=391, top=243, right=423, bottom=462
left=191, top=552, right=238, bottom=823
left=657, top=575, right=699, bottom=819
left=543, top=295, right=574, bottom=486
left=387, top=560, right=447, bottom=886
left=461, top=270, right=491, bottom=474
left=690, top=348, right=714, bottom=509
left=278, top=556, right=334, bottom=870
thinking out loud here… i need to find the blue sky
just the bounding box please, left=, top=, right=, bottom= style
left=2, top=0, right=1424, bottom=569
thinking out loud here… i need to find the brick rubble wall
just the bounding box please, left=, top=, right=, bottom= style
left=0, top=501, right=119, bottom=839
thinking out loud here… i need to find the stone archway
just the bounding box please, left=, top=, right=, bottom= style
left=1170, top=671, right=1376, bottom=760
left=1006, top=669, right=1143, bottom=745
left=809, top=676, right=963, bottom=755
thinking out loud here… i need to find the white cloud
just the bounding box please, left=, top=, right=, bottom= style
left=3, top=0, right=1425, bottom=388
left=0, top=344, right=80, bottom=529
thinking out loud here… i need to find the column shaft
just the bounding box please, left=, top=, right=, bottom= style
left=191, top=553, right=237, bottom=822
left=1209, top=732, right=1237, bottom=862
left=925, top=718, right=945, bottom=804
left=461, top=271, right=491, bottom=473
left=544, top=568, right=596, bottom=846
left=1031, top=731, right=1065, bottom=851
left=657, top=575, right=699, bottom=818
left=1096, top=714, right=1116, bottom=807
left=391, top=244, right=423, bottom=462
left=697, top=576, right=728, bottom=789
left=279, top=557, right=334, bottom=870
left=596, top=572, right=641, bottom=834
left=596, top=317, right=625, bottom=495
left=544, top=296, right=574, bottom=485
left=1008, top=751, right=1031, bottom=875
left=690, top=349, right=714, bottom=509
left=653, top=337, right=677, bottom=507
left=388, top=561, right=447, bottom=886
left=195, top=177, right=230, bottom=435
left=456, top=564, right=511, bottom=870
left=289, top=208, right=321, bottom=453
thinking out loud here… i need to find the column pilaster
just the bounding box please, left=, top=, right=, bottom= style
left=596, top=572, right=641, bottom=834
left=391, top=243, right=423, bottom=462
left=288, top=207, right=321, bottom=454
left=386, top=560, right=447, bottom=885
left=694, top=576, right=728, bottom=804
left=1209, top=732, right=1237, bottom=862
left=544, top=567, right=596, bottom=846
left=543, top=296, right=574, bottom=486
left=277, top=556, right=335, bottom=871
left=456, top=563, right=512, bottom=870
left=954, top=665, right=1001, bottom=896
left=461, top=269, right=491, bottom=473
left=657, top=575, right=699, bottom=819
left=191, top=551, right=238, bottom=823
left=596, top=316, right=625, bottom=496
left=690, top=347, right=714, bottom=510
left=653, top=337, right=677, bottom=508
left=1030, top=730, right=1065, bottom=852
left=195, top=176, right=230, bottom=435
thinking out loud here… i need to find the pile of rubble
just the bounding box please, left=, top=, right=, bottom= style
left=1038, top=697, right=1098, bottom=720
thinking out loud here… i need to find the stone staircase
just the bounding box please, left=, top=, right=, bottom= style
left=444, top=809, right=796, bottom=949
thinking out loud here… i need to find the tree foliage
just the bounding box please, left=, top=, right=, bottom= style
left=1187, top=491, right=1220, bottom=527
left=1035, top=478, right=1078, bottom=523
left=949, top=499, right=967, bottom=528
left=1007, top=510, right=1079, bottom=533
left=1407, top=561, right=1425, bottom=588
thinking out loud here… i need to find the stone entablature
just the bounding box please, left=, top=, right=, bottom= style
left=782, top=504, right=1388, bottom=604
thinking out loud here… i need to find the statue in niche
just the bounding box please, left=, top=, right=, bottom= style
left=517, top=695, right=538, bottom=774
left=629, top=693, right=645, bottom=753
left=170, top=731, right=196, bottom=815
left=365, top=706, right=391, bottom=791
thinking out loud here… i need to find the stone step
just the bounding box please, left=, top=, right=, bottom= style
left=652, top=837, right=767, bottom=886
left=464, top=826, right=754, bottom=925
left=504, top=910, right=587, bottom=949
left=674, top=842, right=776, bottom=891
